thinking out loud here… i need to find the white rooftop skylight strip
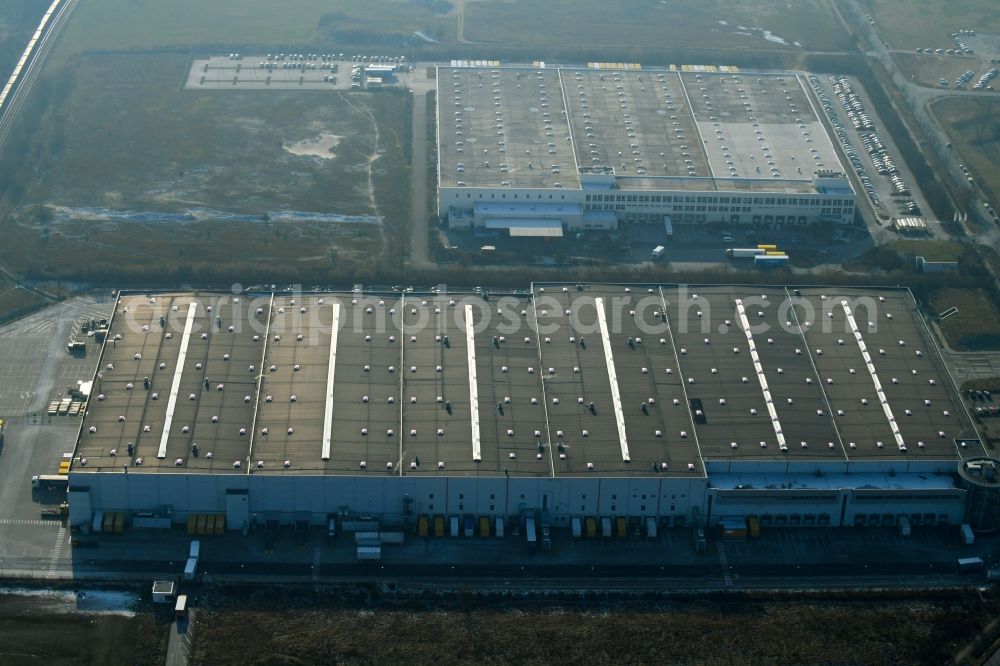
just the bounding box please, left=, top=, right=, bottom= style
left=158, top=302, right=197, bottom=459
left=735, top=299, right=785, bottom=449
left=842, top=301, right=904, bottom=450
left=464, top=305, right=482, bottom=462
left=595, top=297, right=630, bottom=462
left=321, top=302, right=341, bottom=461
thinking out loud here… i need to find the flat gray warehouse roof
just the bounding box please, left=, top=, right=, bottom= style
left=437, top=66, right=846, bottom=193
left=71, top=286, right=981, bottom=478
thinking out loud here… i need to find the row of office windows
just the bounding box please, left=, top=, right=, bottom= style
left=854, top=513, right=950, bottom=526
left=852, top=494, right=962, bottom=502
left=716, top=494, right=839, bottom=503
left=584, top=193, right=853, bottom=207
left=584, top=203, right=852, bottom=217
left=454, top=192, right=567, bottom=200
left=755, top=514, right=832, bottom=526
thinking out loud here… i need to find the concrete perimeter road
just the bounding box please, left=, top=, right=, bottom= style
left=409, top=88, right=432, bottom=268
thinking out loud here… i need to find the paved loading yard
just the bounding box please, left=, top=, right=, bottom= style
left=70, top=285, right=981, bottom=481
left=185, top=55, right=353, bottom=91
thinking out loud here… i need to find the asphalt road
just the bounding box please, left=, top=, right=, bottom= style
left=166, top=608, right=195, bottom=666
left=409, top=88, right=432, bottom=268
left=0, top=550, right=978, bottom=594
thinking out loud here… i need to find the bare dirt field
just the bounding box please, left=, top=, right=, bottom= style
left=0, top=52, right=410, bottom=283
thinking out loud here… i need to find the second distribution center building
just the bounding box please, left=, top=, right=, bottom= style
left=437, top=65, right=856, bottom=238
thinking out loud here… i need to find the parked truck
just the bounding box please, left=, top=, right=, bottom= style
left=958, top=557, right=985, bottom=573
left=525, top=515, right=538, bottom=554
left=961, top=523, right=975, bottom=545
left=651, top=245, right=666, bottom=261
left=32, top=474, right=69, bottom=491
left=899, top=516, right=911, bottom=536
left=183, top=557, right=197, bottom=581
left=754, top=253, right=789, bottom=267
left=726, top=247, right=766, bottom=258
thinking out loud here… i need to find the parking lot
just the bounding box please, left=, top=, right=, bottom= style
left=0, top=295, right=114, bottom=578
left=807, top=74, right=941, bottom=239
left=184, top=53, right=408, bottom=91
left=624, top=220, right=873, bottom=268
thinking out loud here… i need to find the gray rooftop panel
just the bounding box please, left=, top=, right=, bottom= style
left=72, top=286, right=978, bottom=477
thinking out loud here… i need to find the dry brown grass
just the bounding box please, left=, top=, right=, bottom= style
left=193, top=596, right=991, bottom=665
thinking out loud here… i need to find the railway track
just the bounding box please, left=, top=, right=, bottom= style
left=0, top=0, right=80, bottom=151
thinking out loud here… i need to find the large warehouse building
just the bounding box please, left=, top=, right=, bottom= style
left=66, top=285, right=987, bottom=534
left=437, top=65, right=856, bottom=237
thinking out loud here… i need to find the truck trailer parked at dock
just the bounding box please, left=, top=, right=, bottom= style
left=726, top=247, right=766, bottom=258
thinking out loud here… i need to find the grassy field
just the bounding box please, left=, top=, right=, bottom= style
left=50, top=0, right=454, bottom=61
left=892, top=239, right=966, bottom=262
left=0, top=52, right=408, bottom=282
left=192, top=595, right=991, bottom=665
left=49, top=0, right=854, bottom=63
left=931, top=97, right=1000, bottom=207
left=963, top=376, right=1000, bottom=392
left=861, top=0, right=1000, bottom=50
left=463, top=0, right=853, bottom=53
left=895, top=51, right=986, bottom=88
left=931, top=287, right=1000, bottom=351
left=0, top=274, right=46, bottom=322
left=0, top=593, right=167, bottom=665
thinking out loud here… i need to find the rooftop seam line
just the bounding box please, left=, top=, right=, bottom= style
left=595, top=297, right=630, bottom=463
left=784, top=287, right=850, bottom=461
left=675, top=70, right=713, bottom=179
left=246, top=292, right=274, bottom=473
left=398, top=295, right=405, bottom=475
left=465, top=304, right=482, bottom=463
left=659, top=286, right=705, bottom=472
left=556, top=67, right=582, bottom=179
left=71, top=290, right=121, bottom=467
left=157, top=301, right=197, bottom=459
left=132, top=300, right=170, bottom=461
left=321, top=301, right=341, bottom=461
left=529, top=289, right=556, bottom=477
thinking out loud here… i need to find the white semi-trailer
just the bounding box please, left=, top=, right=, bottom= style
left=726, top=247, right=766, bottom=258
